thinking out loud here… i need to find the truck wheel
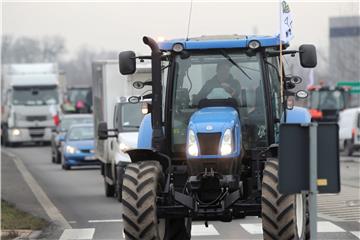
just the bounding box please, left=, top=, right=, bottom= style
left=261, top=158, right=309, bottom=240
left=344, top=141, right=354, bottom=156
left=104, top=164, right=115, bottom=197
left=122, top=161, right=190, bottom=240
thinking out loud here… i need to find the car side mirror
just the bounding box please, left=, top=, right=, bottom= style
left=299, top=44, right=317, bottom=68
left=98, top=122, right=109, bottom=140
left=119, top=51, right=136, bottom=75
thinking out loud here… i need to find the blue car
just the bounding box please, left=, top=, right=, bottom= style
left=61, top=124, right=99, bottom=170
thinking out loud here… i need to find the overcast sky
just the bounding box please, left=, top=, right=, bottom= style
left=2, top=1, right=359, bottom=59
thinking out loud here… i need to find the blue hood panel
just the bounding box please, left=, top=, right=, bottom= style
left=189, top=107, right=239, bottom=132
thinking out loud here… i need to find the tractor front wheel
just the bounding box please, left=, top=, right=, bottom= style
left=122, top=161, right=191, bottom=240
left=261, top=158, right=309, bottom=240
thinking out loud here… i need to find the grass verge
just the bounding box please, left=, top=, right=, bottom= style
left=1, top=199, right=48, bottom=238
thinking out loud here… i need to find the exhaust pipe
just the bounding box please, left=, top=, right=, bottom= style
left=142, top=36, right=164, bottom=150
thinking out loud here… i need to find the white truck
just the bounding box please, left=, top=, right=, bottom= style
left=92, top=60, right=151, bottom=200
left=1, top=63, right=62, bottom=146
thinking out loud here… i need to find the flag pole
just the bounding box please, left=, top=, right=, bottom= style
left=280, top=0, right=284, bottom=104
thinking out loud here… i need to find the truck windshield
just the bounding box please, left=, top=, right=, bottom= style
left=68, top=88, right=92, bottom=104
left=171, top=51, right=268, bottom=153
left=310, top=90, right=345, bottom=110
left=12, top=86, right=59, bottom=106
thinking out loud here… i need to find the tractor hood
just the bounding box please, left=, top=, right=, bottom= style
left=189, top=107, right=238, bottom=133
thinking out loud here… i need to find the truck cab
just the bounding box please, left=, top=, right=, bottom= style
left=1, top=64, right=61, bottom=146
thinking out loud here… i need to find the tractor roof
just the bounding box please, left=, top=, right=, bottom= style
left=158, top=34, right=281, bottom=51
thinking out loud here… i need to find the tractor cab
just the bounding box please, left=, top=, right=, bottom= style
left=308, top=85, right=350, bottom=122
left=118, top=35, right=317, bottom=240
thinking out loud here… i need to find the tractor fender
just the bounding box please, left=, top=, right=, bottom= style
left=125, top=149, right=170, bottom=172
left=283, top=106, right=311, bottom=124
left=137, top=113, right=152, bottom=149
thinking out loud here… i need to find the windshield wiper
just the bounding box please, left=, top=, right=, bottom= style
left=220, top=50, right=252, bottom=80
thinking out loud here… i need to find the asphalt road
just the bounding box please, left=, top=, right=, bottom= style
left=2, top=146, right=360, bottom=240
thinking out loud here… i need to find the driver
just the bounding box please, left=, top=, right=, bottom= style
left=193, top=61, right=241, bottom=104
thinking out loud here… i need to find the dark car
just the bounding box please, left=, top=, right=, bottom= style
left=51, top=114, right=93, bottom=164
left=61, top=124, right=99, bottom=170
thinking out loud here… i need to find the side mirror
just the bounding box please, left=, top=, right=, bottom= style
left=299, top=44, right=317, bottom=68
left=98, top=122, right=108, bottom=140
left=119, top=51, right=136, bottom=75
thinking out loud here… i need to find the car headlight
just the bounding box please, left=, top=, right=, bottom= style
left=119, top=142, right=131, bottom=152
left=187, top=130, right=199, bottom=157
left=66, top=146, right=77, bottom=154
left=220, top=129, right=233, bottom=156
left=11, top=129, right=21, bottom=136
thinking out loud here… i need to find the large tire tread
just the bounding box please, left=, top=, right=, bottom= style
left=122, top=161, right=161, bottom=240
left=262, top=158, right=309, bottom=240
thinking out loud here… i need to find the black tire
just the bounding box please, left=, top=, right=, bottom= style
left=104, top=165, right=115, bottom=197
left=55, top=150, right=61, bottom=164
left=262, top=158, right=309, bottom=240
left=115, top=165, right=124, bottom=202
left=122, top=161, right=190, bottom=240
left=344, top=140, right=354, bottom=156
left=62, top=164, right=71, bottom=170
left=61, top=154, right=71, bottom=170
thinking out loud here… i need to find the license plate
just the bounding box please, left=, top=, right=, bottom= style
left=85, top=156, right=96, bottom=160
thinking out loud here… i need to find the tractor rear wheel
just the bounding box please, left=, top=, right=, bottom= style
left=261, top=158, right=309, bottom=240
left=122, top=161, right=190, bottom=240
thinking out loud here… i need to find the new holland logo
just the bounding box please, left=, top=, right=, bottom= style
left=206, top=125, right=213, bottom=131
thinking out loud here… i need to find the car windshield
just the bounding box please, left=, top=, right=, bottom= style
left=121, top=103, right=145, bottom=131
left=60, top=117, right=93, bottom=132
left=12, top=86, right=59, bottom=105
left=310, top=90, right=345, bottom=110
left=68, top=126, right=94, bottom=141
left=171, top=51, right=268, bottom=153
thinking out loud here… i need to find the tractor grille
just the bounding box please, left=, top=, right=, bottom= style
left=26, top=115, right=47, bottom=121
left=197, top=133, right=221, bottom=155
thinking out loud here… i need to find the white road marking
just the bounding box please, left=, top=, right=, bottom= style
left=317, top=221, right=346, bottom=233
left=351, top=231, right=360, bottom=239
left=68, top=221, right=77, bottom=224
left=240, top=223, right=263, bottom=234
left=59, top=228, right=95, bottom=240
left=3, top=150, right=71, bottom=229
left=240, top=221, right=347, bottom=235
left=88, top=219, right=123, bottom=223
left=191, top=224, right=219, bottom=236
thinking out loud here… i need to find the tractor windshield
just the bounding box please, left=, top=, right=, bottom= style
left=171, top=51, right=268, bottom=153
left=310, top=90, right=345, bottom=110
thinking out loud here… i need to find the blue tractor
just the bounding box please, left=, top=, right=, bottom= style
left=119, top=35, right=317, bottom=240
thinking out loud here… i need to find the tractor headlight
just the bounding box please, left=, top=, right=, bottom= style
left=172, top=43, right=184, bottom=52
left=220, top=129, right=233, bottom=156
left=248, top=40, right=260, bottom=49
left=187, top=130, right=199, bottom=157
left=11, top=129, right=21, bottom=136
left=66, top=145, right=77, bottom=154
left=119, top=142, right=131, bottom=152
